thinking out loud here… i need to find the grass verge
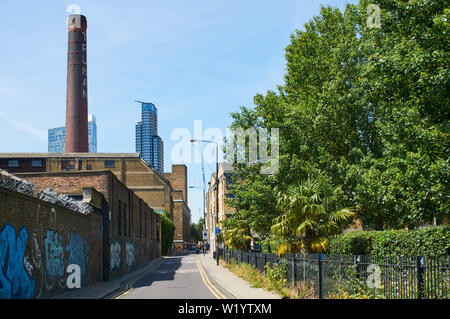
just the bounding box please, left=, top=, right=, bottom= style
left=220, top=258, right=316, bottom=299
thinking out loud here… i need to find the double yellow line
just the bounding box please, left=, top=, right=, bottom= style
left=196, top=256, right=226, bottom=299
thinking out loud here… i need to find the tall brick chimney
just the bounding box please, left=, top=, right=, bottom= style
left=65, top=14, right=88, bottom=153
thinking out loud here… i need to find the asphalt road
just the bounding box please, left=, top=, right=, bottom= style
left=113, top=251, right=234, bottom=299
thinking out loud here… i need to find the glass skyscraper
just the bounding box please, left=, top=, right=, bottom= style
left=135, top=102, right=164, bottom=172
left=48, top=114, right=97, bottom=153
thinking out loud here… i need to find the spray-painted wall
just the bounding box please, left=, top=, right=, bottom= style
left=106, top=172, right=161, bottom=280
left=5, top=170, right=162, bottom=292
left=0, top=186, right=102, bottom=298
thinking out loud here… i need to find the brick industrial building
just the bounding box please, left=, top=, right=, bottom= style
left=0, top=169, right=160, bottom=298
left=0, top=153, right=191, bottom=251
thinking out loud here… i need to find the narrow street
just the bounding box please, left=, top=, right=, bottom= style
left=111, top=252, right=234, bottom=299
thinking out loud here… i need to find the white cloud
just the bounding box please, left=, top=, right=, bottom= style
left=0, top=111, right=47, bottom=142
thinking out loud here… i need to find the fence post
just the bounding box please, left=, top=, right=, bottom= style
left=318, top=254, right=324, bottom=299
left=416, top=256, right=425, bottom=299
left=263, top=253, right=267, bottom=272
left=291, top=255, right=295, bottom=284
left=354, top=255, right=361, bottom=279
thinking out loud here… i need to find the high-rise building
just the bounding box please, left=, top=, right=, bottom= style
left=135, top=102, right=164, bottom=172
left=88, top=114, right=97, bottom=153
left=48, top=126, right=66, bottom=153
left=48, top=114, right=97, bottom=153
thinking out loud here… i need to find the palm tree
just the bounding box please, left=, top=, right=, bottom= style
left=223, top=216, right=252, bottom=251
left=271, top=177, right=354, bottom=255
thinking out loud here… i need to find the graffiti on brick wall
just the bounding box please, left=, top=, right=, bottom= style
left=31, top=232, right=44, bottom=297
left=125, top=242, right=134, bottom=268
left=0, top=224, right=35, bottom=299
left=66, top=232, right=90, bottom=286
left=110, top=241, right=121, bottom=271
left=44, top=230, right=65, bottom=281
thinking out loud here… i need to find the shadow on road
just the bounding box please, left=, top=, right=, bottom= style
left=131, top=251, right=196, bottom=289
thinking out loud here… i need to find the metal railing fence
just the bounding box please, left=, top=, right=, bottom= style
left=217, top=248, right=449, bottom=299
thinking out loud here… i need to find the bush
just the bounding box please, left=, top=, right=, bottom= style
left=160, top=210, right=175, bottom=255
left=260, top=238, right=283, bottom=254
left=328, top=226, right=450, bottom=257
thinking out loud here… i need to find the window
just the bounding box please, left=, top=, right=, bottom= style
left=225, top=173, right=232, bottom=187
left=8, top=160, right=19, bottom=167
left=31, top=160, right=42, bottom=167
left=104, top=160, right=115, bottom=168
left=123, top=203, right=127, bottom=236
left=61, top=160, right=75, bottom=171
left=118, top=200, right=122, bottom=235
left=139, top=201, right=142, bottom=238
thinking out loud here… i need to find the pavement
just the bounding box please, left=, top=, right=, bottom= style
left=198, top=251, right=280, bottom=299
left=51, top=250, right=280, bottom=299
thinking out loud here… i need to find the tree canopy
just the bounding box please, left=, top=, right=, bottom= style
left=224, top=0, right=449, bottom=250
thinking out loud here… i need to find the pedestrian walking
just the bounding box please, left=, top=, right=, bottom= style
left=195, top=242, right=200, bottom=254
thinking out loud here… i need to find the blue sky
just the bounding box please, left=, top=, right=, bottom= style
left=0, top=0, right=356, bottom=223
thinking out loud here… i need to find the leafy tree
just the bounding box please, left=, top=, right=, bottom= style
left=190, top=218, right=205, bottom=243
left=226, top=0, right=449, bottom=234
left=223, top=215, right=252, bottom=251
left=353, top=0, right=450, bottom=228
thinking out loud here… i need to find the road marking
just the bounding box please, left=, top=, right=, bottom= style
left=114, top=287, right=132, bottom=299
left=196, top=258, right=221, bottom=299
left=196, top=256, right=226, bottom=299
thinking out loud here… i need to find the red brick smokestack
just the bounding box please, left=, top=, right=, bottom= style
left=65, top=14, right=88, bottom=153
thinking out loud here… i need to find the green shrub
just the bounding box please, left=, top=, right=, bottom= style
left=260, top=238, right=282, bottom=254
left=160, top=210, right=175, bottom=255
left=328, top=226, right=450, bottom=257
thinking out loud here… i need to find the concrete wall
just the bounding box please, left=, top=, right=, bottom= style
left=0, top=186, right=102, bottom=298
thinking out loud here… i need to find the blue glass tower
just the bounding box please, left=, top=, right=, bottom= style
left=48, top=114, right=97, bottom=153
left=88, top=114, right=97, bottom=153
left=135, top=102, right=164, bottom=172
left=48, top=126, right=66, bottom=153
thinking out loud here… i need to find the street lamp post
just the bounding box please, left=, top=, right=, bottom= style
left=190, top=139, right=219, bottom=266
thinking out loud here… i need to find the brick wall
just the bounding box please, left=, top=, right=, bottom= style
left=0, top=186, right=103, bottom=298
left=17, top=170, right=161, bottom=282
left=165, top=165, right=190, bottom=250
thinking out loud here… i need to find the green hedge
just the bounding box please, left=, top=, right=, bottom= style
left=328, top=226, right=450, bottom=257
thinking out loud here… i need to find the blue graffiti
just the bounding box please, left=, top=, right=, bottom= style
left=44, top=230, right=65, bottom=279
left=0, top=224, right=35, bottom=299
left=66, top=232, right=89, bottom=287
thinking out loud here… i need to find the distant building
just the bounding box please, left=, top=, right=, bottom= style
left=135, top=102, right=164, bottom=173
left=0, top=152, right=191, bottom=251
left=88, top=114, right=97, bottom=153
left=48, top=126, right=66, bottom=153
left=205, top=162, right=235, bottom=249
left=48, top=114, right=97, bottom=153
